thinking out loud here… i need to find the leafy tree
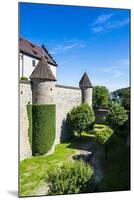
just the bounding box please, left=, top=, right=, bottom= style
left=47, top=160, right=94, bottom=195
left=93, top=86, right=110, bottom=108
left=106, top=102, right=128, bottom=131
left=66, top=103, right=95, bottom=137
left=111, top=87, right=130, bottom=110
left=95, top=126, right=113, bottom=160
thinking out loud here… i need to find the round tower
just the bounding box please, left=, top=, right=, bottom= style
left=30, top=56, right=56, bottom=104
left=30, top=56, right=56, bottom=156
left=79, top=72, right=93, bottom=106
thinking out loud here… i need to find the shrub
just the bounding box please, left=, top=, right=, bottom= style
left=106, top=103, right=128, bottom=130
left=47, top=160, right=94, bottom=195
left=32, top=105, right=56, bottom=156
left=27, top=105, right=32, bottom=147
left=95, top=126, right=113, bottom=144
left=20, top=76, right=28, bottom=81
left=66, top=103, right=95, bottom=136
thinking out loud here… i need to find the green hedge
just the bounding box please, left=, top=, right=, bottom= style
left=27, top=105, right=32, bottom=147
left=20, top=76, right=28, bottom=81
left=32, top=105, right=56, bottom=156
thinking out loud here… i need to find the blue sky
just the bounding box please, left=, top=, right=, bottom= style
left=19, top=3, right=130, bottom=91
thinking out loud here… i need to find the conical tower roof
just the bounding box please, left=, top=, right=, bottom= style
left=79, top=72, right=93, bottom=88
left=30, top=56, right=56, bottom=81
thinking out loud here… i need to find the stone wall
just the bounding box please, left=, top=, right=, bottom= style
left=55, top=84, right=81, bottom=143
left=19, top=81, right=82, bottom=159
left=94, top=108, right=109, bottom=124
left=19, top=81, right=32, bottom=160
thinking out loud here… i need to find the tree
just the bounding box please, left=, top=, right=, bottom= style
left=106, top=102, right=128, bottom=131
left=111, top=87, right=130, bottom=110
left=93, top=86, right=110, bottom=108
left=66, top=103, right=95, bottom=137
left=95, top=126, right=113, bottom=160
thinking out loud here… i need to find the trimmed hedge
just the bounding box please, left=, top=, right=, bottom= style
left=27, top=105, right=32, bottom=147
left=32, top=105, right=56, bottom=156
left=95, top=126, right=113, bottom=144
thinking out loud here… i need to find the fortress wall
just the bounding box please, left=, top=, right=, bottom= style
left=55, top=84, right=81, bottom=143
left=19, top=81, right=32, bottom=160
left=19, top=82, right=81, bottom=159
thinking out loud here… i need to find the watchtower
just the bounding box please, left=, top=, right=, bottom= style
left=79, top=72, right=93, bottom=106
left=30, top=55, right=56, bottom=104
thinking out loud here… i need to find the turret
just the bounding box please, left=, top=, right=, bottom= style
left=30, top=55, right=56, bottom=104
left=79, top=72, right=93, bottom=106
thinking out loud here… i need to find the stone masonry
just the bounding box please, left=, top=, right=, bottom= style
left=19, top=56, right=93, bottom=160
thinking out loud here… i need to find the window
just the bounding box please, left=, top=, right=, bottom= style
left=32, top=60, right=36, bottom=67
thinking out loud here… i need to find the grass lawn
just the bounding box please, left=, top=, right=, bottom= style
left=20, top=124, right=106, bottom=197
left=20, top=143, right=78, bottom=196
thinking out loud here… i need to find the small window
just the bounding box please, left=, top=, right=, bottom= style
left=32, top=60, right=36, bottom=67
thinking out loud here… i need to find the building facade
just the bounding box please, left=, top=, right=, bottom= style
left=19, top=37, right=57, bottom=79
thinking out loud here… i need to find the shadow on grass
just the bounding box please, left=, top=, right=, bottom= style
left=62, top=135, right=96, bottom=152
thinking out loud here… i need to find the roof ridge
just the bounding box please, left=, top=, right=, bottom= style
left=20, top=37, right=57, bottom=66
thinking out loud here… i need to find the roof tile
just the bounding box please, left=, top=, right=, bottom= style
left=79, top=72, right=93, bottom=88
left=30, top=56, right=56, bottom=81
left=20, top=37, right=57, bottom=66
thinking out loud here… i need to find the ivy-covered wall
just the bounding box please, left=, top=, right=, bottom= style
left=32, top=105, right=56, bottom=156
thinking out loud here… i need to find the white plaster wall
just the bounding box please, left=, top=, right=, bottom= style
left=55, top=85, right=81, bottom=144
left=19, top=82, right=32, bottom=160
left=23, top=55, right=39, bottom=79
left=19, top=54, right=57, bottom=79
left=19, top=53, right=23, bottom=77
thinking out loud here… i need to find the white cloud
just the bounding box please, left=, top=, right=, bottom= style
left=118, top=58, right=129, bottom=66
left=112, top=71, right=124, bottom=78
left=91, top=13, right=129, bottom=34
left=50, top=41, right=86, bottom=55
left=100, top=67, right=124, bottom=79
left=92, top=13, right=113, bottom=26
left=106, top=18, right=129, bottom=30
left=92, top=26, right=104, bottom=33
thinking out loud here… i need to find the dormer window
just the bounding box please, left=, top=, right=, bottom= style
left=32, top=60, right=36, bottom=67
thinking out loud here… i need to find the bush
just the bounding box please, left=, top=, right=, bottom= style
left=32, top=105, right=56, bottom=156
left=66, top=103, right=95, bottom=136
left=95, top=126, right=113, bottom=144
left=20, top=76, right=28, bottom=80
left=106, top=103, right=128, bottom=130
left=47, top=160, right=94, bottom=195
left=27, top=105, right=32, bottom=147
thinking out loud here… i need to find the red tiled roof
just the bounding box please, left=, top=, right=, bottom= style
left=30, top=56, right=56, bottom=81
left=19, top=37, right=57, bottom=66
